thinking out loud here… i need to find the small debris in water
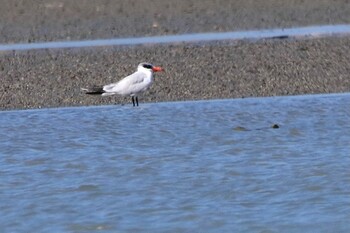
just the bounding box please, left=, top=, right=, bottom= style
left=234, top=124, right=280, bottom=131
left=270, top=35, right=289, bottom=40
left=233, top=126, right=248, bottom=131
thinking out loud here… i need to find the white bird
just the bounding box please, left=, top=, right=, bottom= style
left=82, top=62, right=164, bottom=106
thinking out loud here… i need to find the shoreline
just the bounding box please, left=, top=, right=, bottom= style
left=1, top=24, right=350, bottom=51
left=3, top=92, right=350, bottom=113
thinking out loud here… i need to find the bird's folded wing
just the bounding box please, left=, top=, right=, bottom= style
left=124, top=72, right=147, bottom=85
left=103, top=72, right=147, bottom=93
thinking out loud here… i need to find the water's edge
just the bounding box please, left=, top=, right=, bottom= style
left=0, top=24, right=350, bottom=51
left=1, top=92, right=349, bottom=114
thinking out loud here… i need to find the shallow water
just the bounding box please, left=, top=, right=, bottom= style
left=1, top=94, right=350, bottom=232
left=1, top=24, right=350, bottom=51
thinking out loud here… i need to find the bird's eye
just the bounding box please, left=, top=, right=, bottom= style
left=143, top=64, right=152, bottom=69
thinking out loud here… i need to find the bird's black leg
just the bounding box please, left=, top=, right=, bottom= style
left=132, top=96, right=135, bottom=107
left=136, top=96, right=139, bottom=107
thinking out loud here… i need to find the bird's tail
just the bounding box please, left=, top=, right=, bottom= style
left=81, top=86, right=105, bottom=95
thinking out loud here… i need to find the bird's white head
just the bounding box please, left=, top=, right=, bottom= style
left=138, top=62, right=164, bottom=73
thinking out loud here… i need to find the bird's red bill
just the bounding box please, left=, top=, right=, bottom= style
left=152, top=66, right=164, bottom=72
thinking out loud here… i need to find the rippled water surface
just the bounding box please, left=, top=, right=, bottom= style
left=1, top=94, right=350, bottom=232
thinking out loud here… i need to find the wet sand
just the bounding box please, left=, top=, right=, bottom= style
left=1, top=37, right=350, bottom=110
left=0, top=0, right=350, bottom=110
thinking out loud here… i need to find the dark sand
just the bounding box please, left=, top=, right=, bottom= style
left=1, top=37, right=350, bottom=110
left=0, top=0, right=350, bottom=110
left=1, top=0, right=350, bottom=43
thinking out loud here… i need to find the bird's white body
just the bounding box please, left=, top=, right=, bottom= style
left=82, top=62, right=163, bottom=106
left=102, top=65, right=153, bottom=97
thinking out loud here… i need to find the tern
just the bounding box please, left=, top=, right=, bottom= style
left=82, top=62, right=164, bottom=106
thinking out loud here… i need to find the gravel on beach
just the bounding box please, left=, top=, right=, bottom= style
left=1, top=0, right=350, bottom=43
left=1, top=36, right=350, bottom=110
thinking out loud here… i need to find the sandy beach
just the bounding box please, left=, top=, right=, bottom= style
left=0, top=0, right=349, bottom=110
left=1, top=0, right=350, bottom=43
